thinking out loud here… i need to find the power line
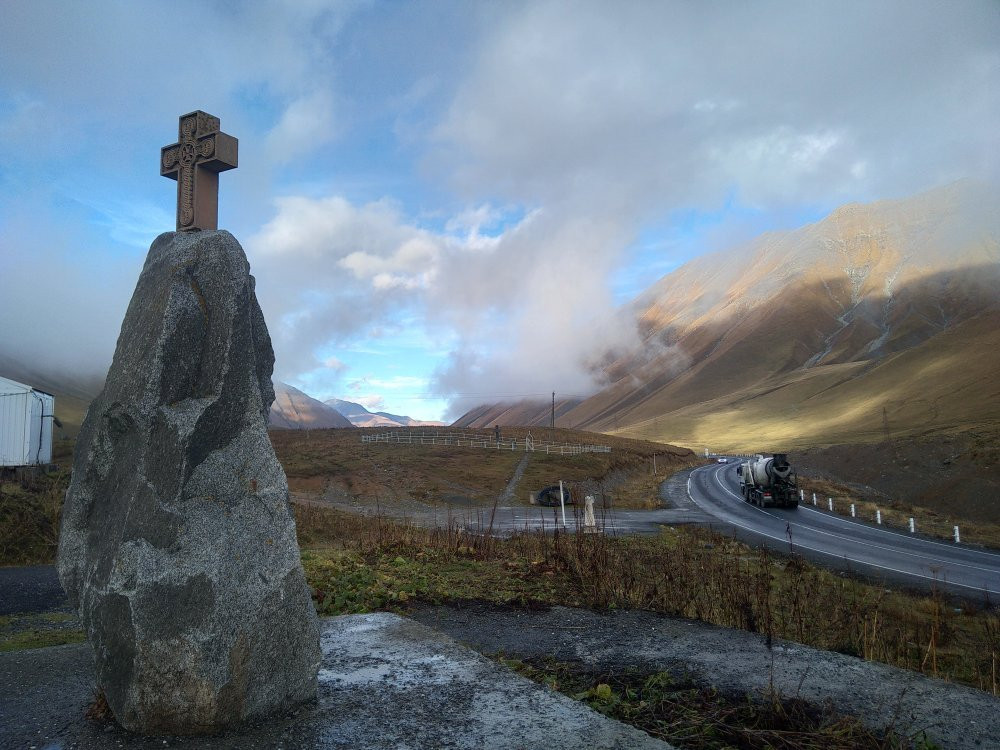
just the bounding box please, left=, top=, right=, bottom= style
left=335, top=392, right=594, bottom=401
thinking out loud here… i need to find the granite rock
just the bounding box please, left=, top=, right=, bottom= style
left=58, top=230, right=321, bottom=735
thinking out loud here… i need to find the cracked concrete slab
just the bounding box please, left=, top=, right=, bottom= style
left=0, top=613, right=671, bottom=749
left=410, top=602, right=1000, bottom=750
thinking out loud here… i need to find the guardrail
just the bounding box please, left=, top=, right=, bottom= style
left=361, top=429, right=611, bottom=455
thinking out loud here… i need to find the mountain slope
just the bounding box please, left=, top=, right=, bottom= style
left=452, top=398, right=583, bottom=428
left=567, top=181, right=1000, bottom=449
left=269, top=382, right=354, bottom=429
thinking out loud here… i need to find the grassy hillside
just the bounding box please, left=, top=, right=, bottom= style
left=271, top=426, right=698, bottom=509
left=614, top=307, right=1000, bottom=453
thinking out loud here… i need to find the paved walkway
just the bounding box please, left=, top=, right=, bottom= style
left=0, top=614, right=670, bottom=750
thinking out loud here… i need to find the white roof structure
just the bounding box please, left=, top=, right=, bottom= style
left=0, top=375, right=55, bottom=467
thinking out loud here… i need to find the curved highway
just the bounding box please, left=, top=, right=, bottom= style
left=310, top=462, right=1000, bottom=599
left=687, top=461, right=1000, bottom=600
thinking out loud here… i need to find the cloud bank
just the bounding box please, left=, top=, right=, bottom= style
left=1, top=1, right=997, bottom=419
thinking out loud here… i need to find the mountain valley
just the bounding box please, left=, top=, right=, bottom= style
left=461, top=181, right=1000, bottom=455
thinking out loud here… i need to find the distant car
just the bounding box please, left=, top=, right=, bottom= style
left=717, top=457, right=728, bottom=463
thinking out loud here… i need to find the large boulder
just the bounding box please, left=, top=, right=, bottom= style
left=58, top=230, right=321, bottom=734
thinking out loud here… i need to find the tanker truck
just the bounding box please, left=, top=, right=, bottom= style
left=739, top=453, right=798, bottom=508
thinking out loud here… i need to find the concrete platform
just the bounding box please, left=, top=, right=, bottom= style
left=0, top=613, right=671, bottom=749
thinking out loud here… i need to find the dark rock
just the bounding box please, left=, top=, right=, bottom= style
left=58, top=230, right=320, bottom=735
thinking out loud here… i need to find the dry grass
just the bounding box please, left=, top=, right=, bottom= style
left=0, top=468, right=69, bottom=566
left=796, top=475, right=1000, bottom=549
left=272, top=426, right=698, bottom=509
left=295, top=503, right=1000, bottom=696
left=502, top=659, right=921, bottom=750
left=0, top=439, right=74, bottom=566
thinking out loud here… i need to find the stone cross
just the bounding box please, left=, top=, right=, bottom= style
left=161, top=111, right=238, bottom=231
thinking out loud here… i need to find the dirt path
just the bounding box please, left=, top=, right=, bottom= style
left=499, top=452, right=531, bottom=505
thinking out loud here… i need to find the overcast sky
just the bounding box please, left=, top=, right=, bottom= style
left=1, top=1, right=997, bottom=420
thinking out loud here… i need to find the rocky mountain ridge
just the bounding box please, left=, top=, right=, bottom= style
left=269, top=382, right=353, bottom=430
left=325, top=398, right=444, bottom=428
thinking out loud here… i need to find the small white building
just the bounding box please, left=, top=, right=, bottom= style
left=0, top=376, right=55, bottom=467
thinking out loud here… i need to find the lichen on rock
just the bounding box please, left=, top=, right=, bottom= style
left=58, top=230, right=320, bottom=735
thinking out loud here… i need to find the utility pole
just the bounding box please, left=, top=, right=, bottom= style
left=551, top=391, right=555, bottom=429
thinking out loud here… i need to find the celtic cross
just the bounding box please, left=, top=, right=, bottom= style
left=160, top=111, right=238, bottom=231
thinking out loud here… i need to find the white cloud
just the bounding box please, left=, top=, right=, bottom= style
left=266, top=90, right=339, bottom=163
left=434, top=0, right=999, bottom=211
left=362, top=376, right=428, bottom=390
left=1, top=0, right=997, bottom=418
left=322, top=356, right=347, bottom=372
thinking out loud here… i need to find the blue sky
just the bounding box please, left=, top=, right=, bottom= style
left=1, top=1, right=997, bottom=421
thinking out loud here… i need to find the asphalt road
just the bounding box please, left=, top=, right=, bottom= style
left=0, top=564, right=67, bottom=615
left=310, top=465, right=1000, bottom=600
left=687, top=461, right=1000, bottom=600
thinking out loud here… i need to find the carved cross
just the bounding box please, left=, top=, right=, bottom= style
left=161, top=111, right=238, bottom=231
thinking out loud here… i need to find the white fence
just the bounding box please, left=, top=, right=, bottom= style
left=361, top=429, right=611, bottom=455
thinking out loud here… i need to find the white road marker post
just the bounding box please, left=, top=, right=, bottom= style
left=828, top=497, right=833, bottom=512
left=653, top=454, right=657, bottom=474
left=799, top=489, right=804, bottom=502
left=850, top=503, right=856, bottom=518
left=559, top=480, right=567, bottom=529
left=876, top=509, right=882, bottom=525
left=909, top=517, right=915, bottom=534
left=583, top=495, right=599, bottom=534
left=812, top=493, right=817, bottom=506
left=954, top=525, right=960, bottom=544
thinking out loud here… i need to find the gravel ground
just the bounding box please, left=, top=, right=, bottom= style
left=409, top=601, right=1000, bottom=750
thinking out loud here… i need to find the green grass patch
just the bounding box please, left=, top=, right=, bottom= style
left=498, top=657, right=938, bottom=750
left=302, top=545, right=582, bottom=616
left=0, top=627, right=85, bottom=652
left=0, top=610, right=85, bottom=652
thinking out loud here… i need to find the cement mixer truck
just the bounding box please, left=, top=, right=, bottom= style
left=739, top=454, right=798, bottom=508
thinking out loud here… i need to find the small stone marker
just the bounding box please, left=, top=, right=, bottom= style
left=161, top=110, right=238, bottom=231
left=583, top=495, right=600, bottom=533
